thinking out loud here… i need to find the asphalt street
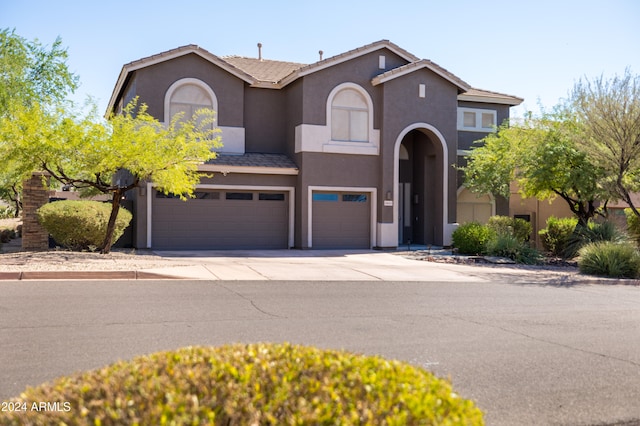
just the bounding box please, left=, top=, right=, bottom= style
left=1, top=279, right=639, bottom=425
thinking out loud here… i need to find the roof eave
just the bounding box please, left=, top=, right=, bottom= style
left=278, top=40, right=420, bottom=88
left=105, top=45, right=256, bottom=116
left=371, top=60, right=471, bottom=92
left=458, top=93, right=524, bottom=106
left=198, top=164, right=299, bottom=175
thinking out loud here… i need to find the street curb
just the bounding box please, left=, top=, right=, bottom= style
left=0, top=271, right=181, bottom=280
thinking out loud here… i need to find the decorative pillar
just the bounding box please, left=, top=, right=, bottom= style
left=22, top=172, right=51, bottom=250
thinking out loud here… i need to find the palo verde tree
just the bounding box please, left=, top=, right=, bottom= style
left=569, top=69, right=640, bottom=217
left=0, top=28, right=78, bottom=215
left=461, top=111, right=606, bottom=227
left=0, top=99, right=222, bottom=253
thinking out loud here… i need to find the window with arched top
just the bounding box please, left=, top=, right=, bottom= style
left=164, top=78, right=218, bottom=125
left=330, top=87, right=370, bottom=142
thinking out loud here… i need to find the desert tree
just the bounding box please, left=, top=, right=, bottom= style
left=0, top=99, right=222, bottom=253
left=0, top=28, right=78, bottom=214
left=462, top=112, right=606, bottom=227
left=569, top=69, right=640, bottom=217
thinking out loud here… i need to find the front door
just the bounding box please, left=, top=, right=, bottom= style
left=398, top=182, right=413, bottom=245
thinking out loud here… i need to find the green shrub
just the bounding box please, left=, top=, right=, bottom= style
left=452, top=222, right=495, bottom=255
left=0, top=343, right=484, bottom=425
left=564, top=221, right=627, bottom=259
left=0, top=205, right=15, bottom=219
left=487, top=215, right=532, bottom=243
left=578, top=241, right=640, bottom=279
left=625, top=208, right=640, bottom=246
left=539, top=216, right=578, bottom=257
left=486, top=233, right=541, bottom=265
left=37, top=200, right=132, bottom=250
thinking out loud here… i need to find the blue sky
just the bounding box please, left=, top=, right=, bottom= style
left=2, top=0, right=639, bottom=117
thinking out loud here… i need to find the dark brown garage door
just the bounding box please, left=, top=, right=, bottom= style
left=312, top=191, right=370, bottom=249
left=152, top=189, right=289, bottom=249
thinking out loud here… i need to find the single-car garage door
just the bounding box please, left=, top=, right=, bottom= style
left=152, top=189, right=289, bottom=249
left=312, top=191, right=371, bottom=249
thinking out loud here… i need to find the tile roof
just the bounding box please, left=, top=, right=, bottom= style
left=459, top=88, right=524, bottom=106
left=371, top=59, right=471, bottom=91
left=206, top=153, right=298, bottom=169
left=107, top=40, right=523, bottom=113
left=221, top=56, right=306, bottom=84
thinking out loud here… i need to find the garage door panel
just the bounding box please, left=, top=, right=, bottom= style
left=312, top=191, right=370, bottom=249
left=152, top=190, right=288, bottom=249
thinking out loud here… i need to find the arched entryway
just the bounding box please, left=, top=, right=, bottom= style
left=394, top=124, right=448, bottom=246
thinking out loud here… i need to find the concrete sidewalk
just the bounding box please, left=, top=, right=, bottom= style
left=0, top=243, right=623, bottom=284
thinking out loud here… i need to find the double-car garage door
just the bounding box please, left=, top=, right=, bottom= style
left=152, top=189, right=289, bottom=249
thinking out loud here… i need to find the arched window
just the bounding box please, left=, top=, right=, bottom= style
left=164, top=78, right=217, bottom=125
left=330, top=86, right=370, bottom=142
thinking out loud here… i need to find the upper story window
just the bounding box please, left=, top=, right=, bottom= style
left=457, top=107, right=497, bottom=132
left=330, top=85, right=371, bottom=142
left=164, top=78, right=218, bottom=125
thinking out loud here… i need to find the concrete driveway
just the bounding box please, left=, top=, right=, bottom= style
left=143, top=250, right=585, bottom=284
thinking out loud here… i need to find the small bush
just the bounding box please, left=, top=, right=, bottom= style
left=564, top=221, right=627, bottom=259
left=487, top=215, right=532, bottom=243
left=539, top=216, right=578, bottom=257
left=486, top=233, right=541, bottom=265
left=625, top=208, right=640, bottom=246
left=0, top=206, right=15, bottom=219
left=0, top=343, right=484, bottom=425
left=37, top=200, right=132, bottom=250
left=452, top=222, right=495, bottom=255
left=578, top=241, right=640, bottom=279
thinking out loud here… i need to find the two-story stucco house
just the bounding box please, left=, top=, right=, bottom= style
left=106, top=40, right=522, bottom=250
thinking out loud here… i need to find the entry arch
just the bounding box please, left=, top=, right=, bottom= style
left=393, top=123, right=450, bottom=246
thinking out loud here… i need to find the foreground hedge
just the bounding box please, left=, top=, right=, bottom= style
left=37, top=200, right=131, bottom=250
left=0, top=343, right=484, bottom=425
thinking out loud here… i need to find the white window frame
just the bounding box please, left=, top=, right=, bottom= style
left=457, top=107, right=497, bottom=132
left=164, top=78, right=218, bottom=125
left=327, top=83, right=375, bottom=144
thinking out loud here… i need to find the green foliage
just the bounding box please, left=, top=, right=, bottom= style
left=625, top=208, right=640, bottom=246
left=0, top=96, right=221, bottom=253
left=0, top=205, right=15, bottom=219
left=452, top=222, right=496, bottom=255
left=570, top=70, right=640, bottom=216
left=486, top=233, right=541, bottom=265
left=487, top=215, right=532, bottom=243
left=461, top=114, right=605, bottom=225
left=0, top=29, right=78, bottom=212
left=539, top=216, right=578, bottom=257
left=0, top=343, right=484, bottom=425
left=578, top=241, right=640, bottom=279
left=564, top=221, right=627, bottom=259
left=460, top=122, right=516, bottom=199
left=0, top=28, right=78, bottom=114
left=37, top=200, right=131, bottom=250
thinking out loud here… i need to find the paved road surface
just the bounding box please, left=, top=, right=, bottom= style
left=1, top=279, right=639, bottom=425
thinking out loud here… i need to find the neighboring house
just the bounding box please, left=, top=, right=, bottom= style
left=106, top=40, right=522, bottom=250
